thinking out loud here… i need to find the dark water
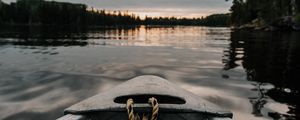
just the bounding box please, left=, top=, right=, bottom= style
left=0, top=26, right=299, bottom=120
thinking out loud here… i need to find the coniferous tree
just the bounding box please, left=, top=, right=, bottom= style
left=229, top=0, right=300, bottom=26
left=230, top=0, right=246, bottom=26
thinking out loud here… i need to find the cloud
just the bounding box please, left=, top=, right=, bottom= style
left=1, top=0, right=232, bottom=18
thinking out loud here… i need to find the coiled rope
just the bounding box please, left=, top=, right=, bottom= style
left=126, top=97, right=159, bottom=120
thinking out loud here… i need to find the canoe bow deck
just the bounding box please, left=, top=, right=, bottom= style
left=58, top=75, right=233, bottom=120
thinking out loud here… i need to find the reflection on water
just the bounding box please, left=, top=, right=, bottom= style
left=224, top=30, right=300, bottom=119
left=0, top=26, right=299, bottom=120
left=0, top=25, right=229, bottom=48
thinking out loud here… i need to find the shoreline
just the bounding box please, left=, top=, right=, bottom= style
left=232, top=17, right=300, bottom=31
left=232, top=25, right=300, bottom=31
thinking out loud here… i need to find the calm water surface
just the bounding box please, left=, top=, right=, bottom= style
left=0, top=26, right=299, bottom=120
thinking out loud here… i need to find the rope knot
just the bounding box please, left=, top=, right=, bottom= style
left=126, top=97, right=159, bottom=120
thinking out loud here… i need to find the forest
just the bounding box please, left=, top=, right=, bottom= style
left=229, top=0, right=300, bottom=29
left=144, top=14, right=230, bottom=26
left=0, top=0, right=230, bottom=26
left=1, top=0, right=300, bottom=28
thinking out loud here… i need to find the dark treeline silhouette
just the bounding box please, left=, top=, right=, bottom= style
left=0, top=0, right=230, bottom=26
left=144, top=14, right=230, bottom=26
left=87, top=9, right=142, bottom=25
left=0, top=0, right=141, bottom=25
left=0, top=0, right=87, bottom=25
left=229, top=0, right=300, bottom=27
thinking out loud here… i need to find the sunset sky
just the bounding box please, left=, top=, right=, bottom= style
left=2, top=0, right=232, bottom=18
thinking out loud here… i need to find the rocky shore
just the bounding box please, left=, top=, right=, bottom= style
left=234, top=16, right=300, bottom=31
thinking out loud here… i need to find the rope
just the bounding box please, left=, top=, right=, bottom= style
left=126, top=97, right=159, bottom=120
left=148, top=97, right=159, bottom=120
left=126, top=98, right=135, bottom=120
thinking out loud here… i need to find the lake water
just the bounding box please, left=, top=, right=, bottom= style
left=0, top=26, right=299, bottom=120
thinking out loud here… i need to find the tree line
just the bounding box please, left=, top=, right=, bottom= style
left=0, top=0, right=230, bottom=26
left=229, top=0, right=300, bottom=26
left=0, top=0, right=141, bottom=25
left=144, top=14, right=230, bottom=26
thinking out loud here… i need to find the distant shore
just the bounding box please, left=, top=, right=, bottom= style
left=0, top=0, right=230, bottom=27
